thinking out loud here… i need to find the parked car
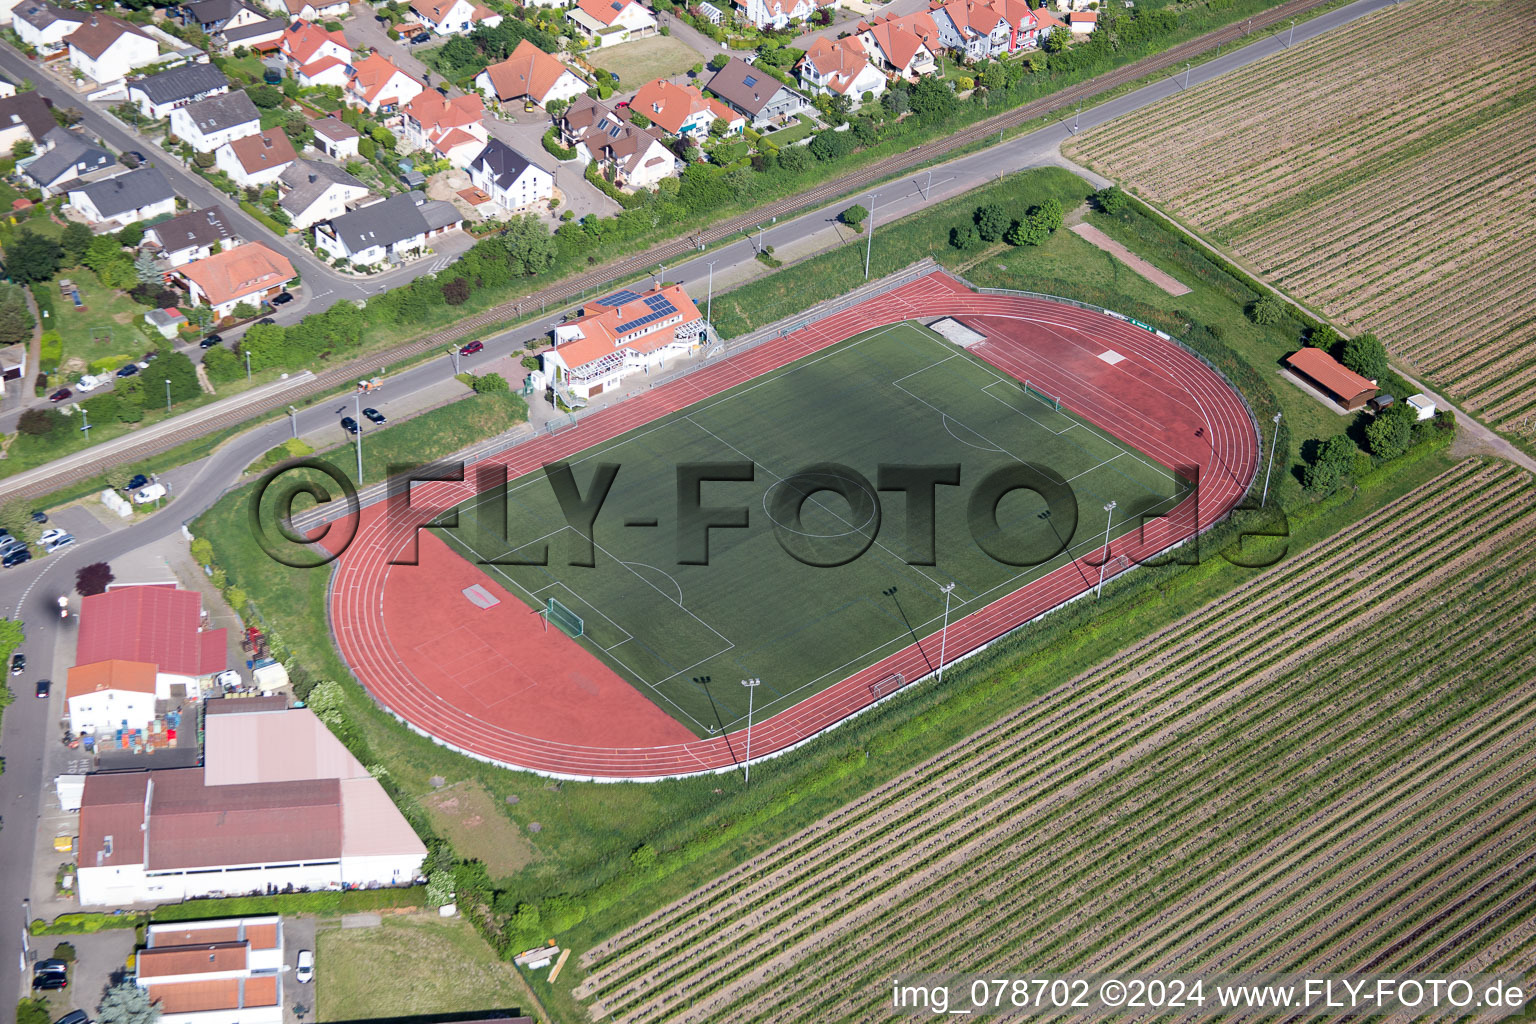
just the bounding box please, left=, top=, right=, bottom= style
left=55, top=1010, right=90, bottom=1024
left=75, top=374, right=105, bottom=392
left=4, top=546, right=32, bottom=568
left=411, top=32, right=430, bottom=43
left=256, top=317, right=276, bottom=326
left=49, top=388, right=71, bottom=403
left=43, top=533, right=74, bottom=554
left=459, top=340, right=484, bottom=355
left=271, top=292, right=294, bottom=305
left=34, top=678, right=50, bottom=698
left=609, top=71, right=620, bottom=83
left=199, top=334, right=223, bottom=349
left=34, top=960, right=67, bottom=976
left=125, top=474, right=149, bottom=491
left=132, top=483, right=167, bottom=504
left=31, top=510, right=47, bottom=523
left=363, top=407, right=386, bottom=424
left=340, top=416, right=359, bottom=435
left=296, top=949, right=314, bottom=983
left=11, top=652, right=24, bottom=675
left=116, top=363, right=140, bottom=378
left=123, top=150, right=146, bottom=164
left=40, top=528, right=66, bottom=545
left=32, top=970, right=65, bottom=990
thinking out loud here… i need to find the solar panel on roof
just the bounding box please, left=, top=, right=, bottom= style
left=597, top=288, right=641, bottom=306
left=742, top=74, right=757, bottom=87
left=643, top=295, right=676, bottom=314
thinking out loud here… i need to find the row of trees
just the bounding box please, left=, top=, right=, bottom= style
left=949, top=198, right=1064, bottom=250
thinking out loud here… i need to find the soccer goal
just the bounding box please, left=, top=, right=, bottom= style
left=545, top=597, right=585, bottom=638
left=1022, top=380, right=1061, bottom=412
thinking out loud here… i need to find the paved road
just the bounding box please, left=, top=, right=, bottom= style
left=0, top=0, right=1413, bottom=1001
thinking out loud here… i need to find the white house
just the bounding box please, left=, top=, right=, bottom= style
left=567, top=0, right=655, bottom=48
left=278, top=159, right=367, bottom=230
left=272, top=0, right=351, bottom=22
left=175, top=242, right=295, bottom=318
left=797, top=35, right=885, bottom=105
left=544, top=283, right=705, bottom=399
left=856, top=12, right=940, bottom=78
left=308, top=115, right=360, bottom=158
left=214, top=129, right=297, bottom=187
left=313, top=190, right=461, bottom=265
left=344, top=52, right=423, bottom=114
left=466, top=138, right=553, bottom=215
left=1067, top=9, right=1096, bottom=33
left=409, top=0, right=501, bottom=35
left=0, top=92, right=57, bottom=156
left=143, top=205, right=241, bottom=267
left=398, top=89, right=486, bottom=167
left=561, top=96, right=676, bottom=190
left=64, top=13, right=160, bottom=86
left=180, top=0, right=270, bottom=36
left=473, top=39, right=587, bottom=109
left=128, top=61, right=231, bottom=120
left=135, top=918, right=286, bottom=1024
left=171, top=91, right=261, bottom=152
left=12, top=2, right=86, bottom=55
left=66, top=166, right=176, bottom=227
left=22, top=132, right=115, bottom=196
left=629, top=77, right=742, bottom=137
left=736, top=0, right=835, bottom=31
left=279, top=19, right=350, bottom=71
left=66, top=660, right=161, bottom=736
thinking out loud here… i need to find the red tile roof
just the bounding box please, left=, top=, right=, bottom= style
left=76, top=586, right=227, bottom=677
left=554, top=283, right=701, bottom=373
left=136, top=943, right=249, bottom=979
left=1285, top=347, right=1378, bottom=403
left=575, top=0, right=640, bottom=25
left=280, top=19, right=348, bottom=65
left=177, top=242, right=295, bottom=308
left=480, top=39, right=577, bottom=104
left=347, top=51, right=420, bottom=106
left=65, top=658, right=158, bottom=699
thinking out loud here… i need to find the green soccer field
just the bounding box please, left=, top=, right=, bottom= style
left=434, top=322, right=1189, bottom=737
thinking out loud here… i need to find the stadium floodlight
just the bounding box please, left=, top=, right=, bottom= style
left=741, top=678, right=761, bottom=785
left=705, top=260, right=717, bottom=338
left=354, top=392, right=363, bottom=483
left=1262, top=411, right=1283, bottom=507
left=937, top=583, right=956, bottom=683
left=864, top=192, right=881, bottom=280
left=1096, top=501, right=1117, bottom=599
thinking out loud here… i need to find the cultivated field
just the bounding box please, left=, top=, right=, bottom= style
left=574, top=457, right=1536, bottom=1023
left=1065, top=0, right=1536, bottom=440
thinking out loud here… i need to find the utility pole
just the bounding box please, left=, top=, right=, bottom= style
left=163, top=378, right=171, bottom=413
left=1287, top=18, right=1295, bottom=46
left=923, top=168, right=932, bottom=200
left=1262, top=411, right=1283, bottom=506
left=653, top=264, right=665, bottom=289
left=448, top=346, right=460, bottom=374
left=244, top=347, right=251, bottom=381
left=80, top=405, right=90, bottom=442
left=1183, top=62, right=1192, bottom=88
left=863, top=192, right=880, bottom=280
left=1073, top=101, right=1081, bottom=132
left=937, top=582, right=956, bottom=683
left=288, top=405, right=298, bottom=439
left=740, top=677, right=761, bottom=785
left=705, top=259, right=717, bottom=337
left=353, top=392, right=363, bottom=483
left=1095, top=501, right=1117, bottom=599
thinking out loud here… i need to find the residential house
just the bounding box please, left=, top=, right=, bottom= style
left=1067, top=9, right=1096, bottom=33
left=65, top=660, right=161, bottom=736
left=12, top=2, right=86, bottom=55
left=797, top=35, right=885, bottom=104
left=175, top=242, right=295, bottom=317
left=313, top=190, right=461, bottom=265
left=409, top=0, right=501, bottom=35
left=0, top=0, right=26, bottom=24
left=1030, top=4, right=1064, bottom=38
left=629, top=77, right=741, bottom=137
left=931, top=0, right=1039, bottom=58
left=544, top=282, right=705, bottom=399
left=705, top=57, right=807, bottom=128
left=735, top=0, right=835, bottom=31
left=143, top=205, right=241, bottom=267
left=215, top=129, right=297, bottom=187
left=473, top=39, right=587, bottom=110
left=344, top=52, right=423, bottom=114
left=66, top=166, right=176, bottom=227
left=856, top=12, right=940, bottom=78
left=272, top=0, right=351, bottom=21
left=179, top=0, right=268, bottom=36
left=562, top=96, right=676, bottom=190
left=566, top=0, right=655, bottom=48
left=277, top=159, right=366, bottom=230
left=308, top=115, right=359, bottom=158
left=212, top=15, right=285, bottom=52
left=134, top=917, right=286, bottom=1024
left=170, top=91, right=261, bottom=152
left=0, top=78, right=15, bottom=99
left=465, top=138, right=552, bottom=215
left=64, top=13, right=160, bottom=85
left=127, top=62, right=230, bottom=120
left=75, top=585, right=230, bottom=701
left=399, top=89, right=485, bottom=167
left=280, top=18, right=352, bottom=85
left=0, top=92, right=57, bottom=156
left=76, top=704, right=426, bottom=906
left=23, top=133, right=114, bottom=197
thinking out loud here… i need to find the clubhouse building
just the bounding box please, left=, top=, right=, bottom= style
left=543, top=283, right=705, bottom=399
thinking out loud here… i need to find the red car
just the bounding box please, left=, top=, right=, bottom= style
left=49, top=388, right=71, bottom=403
left=458, top=340, right=484, bottom=356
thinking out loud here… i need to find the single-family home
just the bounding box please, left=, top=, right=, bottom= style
left=706, top=57, right=808, bottom=128
left=212, top=15, right=285, bottom=52
left=735, top=0, right=835, bottom=31
left=466, top=138, right=553, bottom=215
left=0, top=92, right=57, bottom=156
left=66, top=166, right=176, bottom=227
left=279, top=18, right=351, bottom=85
left=133, top=917, right=287, bottom=1024
left=313, top=190, right=462, bottom=265
left=0, top=77, right=16, bottom=99
left=344, top=52, right=423, bottom=114
left=23, top=132, right=115, bottom=197
left=562, top=96, right=677, bottom=190
left=1030, top=4, right=1065, bottom=38
left=12, top=1, right=86, bottom=55
left=629, top=78, right=741, bottom=137
left=566, top=0, right=655, bottom=48
left=308, top=115, right=360, bottom=159
left=127, top=62, right=231, bottom=120
left=179, top=0, right=269, bottom=36
left=277, top=159, right=367, bottom=230
left=272, top=0, right=352, bottom=22
left=171, top=90, right=261, bottom=152
left=410, top=0, right=501, bottom=35
left=473, top=39, right=587, bottom=110
left=64, top=13, right=160, bottom=86
left=65, top=660, right=161, bottom=736
left=215, top=129, right=297, bottom=187
left=930, top=0, right=1038, bottom=59
left=1067, top=9, right=1096, bottom=33
left=143, top=205, right=241, bottom=267
left=176, top=242, right=295, bottom=317
left=797, top=35, right=885, bottom=104
left=857, top=12, right=940, bottom=78
left=544, top=283, right=705, bottom=399
left=398, top=90, right=486, bottom=167
left=75, top=585, right=230, bottom=702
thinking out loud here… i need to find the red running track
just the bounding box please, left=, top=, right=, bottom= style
left=328, top=271, right=1259, bottom=779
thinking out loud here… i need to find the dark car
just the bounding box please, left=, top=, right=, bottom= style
left=363, top=407, right=386, bottom=424
left=11, top=652, right=24, bottom=675
left=199, top=334, right=224, bottom=349
left=411, top=32, right=430, bottom=43
left=609, top=71, right=620, bottom=84
left=257, top=317, right=276, bottom=325
left=271, top=291, right=294, bottom=305
left=459, top=340, right=484, bottom=356
left=32, top=972, right=65, bottom=991
left=49, top=388, right=71, bottom=403
left=31, top=510, right=47, bottom=524
left=123, top=150, right=146, bottom=163
left=126, top=474, right=150, bottom=491
left=4, top=547, right=32, bottom=568
left=56, top=1010, right=90, bottom=1024
left=116, top=363, right=140, bottom=378
left=341, top=416, right=359, bottom=435
left=34, top=678, right=50, bottom=698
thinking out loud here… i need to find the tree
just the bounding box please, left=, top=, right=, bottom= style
left=1341, top=331, right=1388, bottom=382
left=1031, top=197, right=1063, bottom=233
left=949, top=224, right=980, bottom=250
left=1309, top=323, right=1339, bottom=351
left=248, top=84, right=283, bottom=109
left=159, top=350, right=201, bottom=404
left=707, top=116, right=729, bottom=138
left=201, top=344, right=241, bottom=383
left=0, top=285, right=33, bottom=346
left=882, top=86, right=909, bottom=117
left=1005, top=217, right=1047, bottom=246
left=76, top=562, right=115, bottom=597
left=441, top=276, right=470, bottom=305
left=82, top=234, right=123, bottom=273
left=232, top=301, right=260, bottom=320
left=1246, top=294, right=1285, bottom=326
left=909, top=75, right=956, bottom=123
left=974, top=203, right=1009, bottom=242
left=133, top=252, right=162, bottom=286
left=116, top=222, right=145, bottom=248
left=1365, top=407, right=1411, bottom=460
left=840, top=203, right=867, bottom=230
left=1093, top=185, right=1128, bottom=214
left=0, top=499, right=33, bottom=542
left=4, top=230, right=61, bottom=284
left=708, top=53, right=730, bottom=71
left=470, top=371, right=509, bottom=394
left=60, top=220, right=93, bottom=265
left=1302, top=434, right=1356, bottom=492
left=17, top=408, right=55, bottom=436
left=97, top=980, right=160, bottom=1024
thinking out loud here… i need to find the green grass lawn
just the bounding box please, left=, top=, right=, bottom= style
left=762, top=112, right=814, bottom=146
left=312, top=390, right=528, bottom=486
left=45, top=268, right=156, bottom=369
left=315, top=914, right=538, bottom=1022
left=440, top=321, right=1185, bottom=734
left=588, top=35, right=700, bottom=87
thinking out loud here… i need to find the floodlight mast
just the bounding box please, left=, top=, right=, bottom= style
left=741, top=677, right=761, bottom=785
left=1095, top=501, right=1117, bottom=599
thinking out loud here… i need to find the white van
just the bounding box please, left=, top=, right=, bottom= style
left=76, top=375, right=105, bottom=392
left=132, top=483, right=167, bottom=504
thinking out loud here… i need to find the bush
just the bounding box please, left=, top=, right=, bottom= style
left=1246, top=294, right=1285, bottom=326
left=1341, top=331, right=1389, bottom=382
left=840, top=203, right=866, bottom=229
left=76, top=562, right=115, bottom=596
left=51, top=941, right=76, bottom=961
left=16, top=1000, right=49, bottom=1024
left=17, top=408, right=56, bottom=436
left=469, top=371, right=509, bottom=394
left=975, top=203, right=1008, bottom=242
left=949, top=224, right=980, bottom=251
left=1093, top=184, right=1127, bottom=214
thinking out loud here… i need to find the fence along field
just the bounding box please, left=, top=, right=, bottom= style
left=1063, top=0, right=1536, bottom=441
left=572, top=458, right=1536, bottom=1024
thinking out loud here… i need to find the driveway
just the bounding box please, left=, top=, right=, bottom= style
left=482, top=116, right=620, bottom=224
left=346, top=5, right=441, bottom=84
left=41, top=929, right=138, bottom=1015
left=790, top=0, right=928, bottom=49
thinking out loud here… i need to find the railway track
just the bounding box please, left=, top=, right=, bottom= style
left=0, top=0, right=1332, bottom=504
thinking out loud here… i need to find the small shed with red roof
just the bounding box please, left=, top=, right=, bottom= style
left=1285, top=347, right=1379, bottom=410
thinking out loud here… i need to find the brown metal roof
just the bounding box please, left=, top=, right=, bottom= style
left=150, top=924, right=241, bottom=946
left=203, top=695, right=288, bottom=716
left=79, top=773, right=148, bottom=869
left=77, top=586, right=227, bottom=678
left=137, top=943, right=248, bottom=978
left=1285, top=346, right=1378, bottom=403
left=146, top=769, right=342, bottom=870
